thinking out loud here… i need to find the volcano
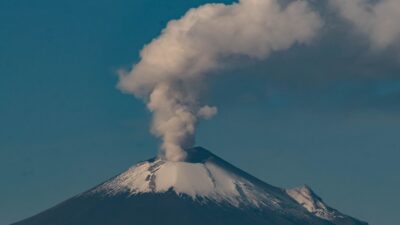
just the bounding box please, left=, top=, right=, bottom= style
left=13, top=147, right=368, bottom=225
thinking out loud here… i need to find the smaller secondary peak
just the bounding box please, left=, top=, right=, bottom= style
left=292, top=185, right=316, bottom=197
left=299, top=184, right=312, bottom=191
left=286, top=185, right=343, bottom=221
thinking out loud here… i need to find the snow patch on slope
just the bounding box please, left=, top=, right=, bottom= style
left=92, top=158, right=280, bottom=208
left=286, top=185, right=344, bottom=220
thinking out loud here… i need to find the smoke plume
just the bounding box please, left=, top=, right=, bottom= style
left=118, top=0, right=322, bottom=161
left=331, top=0, right=400, bottom=50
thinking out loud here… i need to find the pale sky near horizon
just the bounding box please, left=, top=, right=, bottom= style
left=1, top=1, right=399, bottom=225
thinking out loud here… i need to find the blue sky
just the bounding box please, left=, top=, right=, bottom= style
left=1, top=1, right=399, bottom=225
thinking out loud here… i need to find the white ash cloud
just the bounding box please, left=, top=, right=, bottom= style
left=118, top=0, right=322, bottom=161
left=331, top=0, right=400, bottom=50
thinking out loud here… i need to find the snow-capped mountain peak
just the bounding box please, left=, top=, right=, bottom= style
left=13, top=146, right=368, bottom=225
left=92, top=147, right=281, bottom=208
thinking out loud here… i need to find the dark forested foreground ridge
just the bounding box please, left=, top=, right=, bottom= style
left=13, top=147, right=368, bottom=225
